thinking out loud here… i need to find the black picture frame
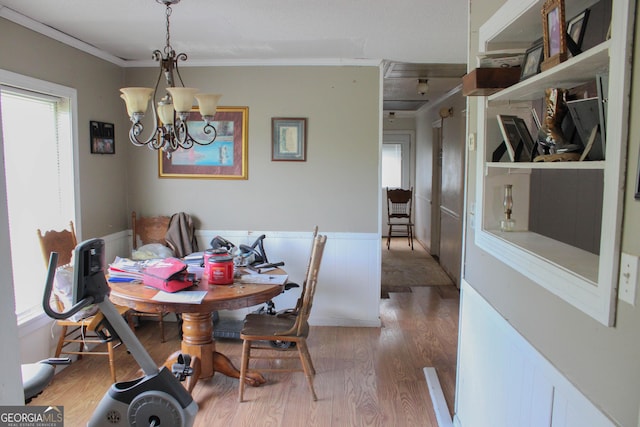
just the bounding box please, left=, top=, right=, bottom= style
left=520, top=39, right=544, bottom=81
left=90, top=121, right=115, bottom=154
left=497, top=115, right=522, bottom=162
left=513, top=117, right=536, bottom=162
left=567, top=9, right=590, bottom=55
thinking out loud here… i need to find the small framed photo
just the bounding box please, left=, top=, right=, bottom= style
left=567, top=9, right=590, bottom=51
left=541, top=0, right=568, bottom=71
left=520, top=39, right=544, bottom=81
left=513, top=117, right=537, bottom=162
left=497, top=115, right=525, bottom=162
left=272, top=117, right=307, bottom=161
left=90, top=121, right=115, bottom=154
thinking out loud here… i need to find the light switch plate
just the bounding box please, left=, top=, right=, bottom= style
left=468, top=133, right=476, bottom=151
left=619, top=253, right=638, bottom=305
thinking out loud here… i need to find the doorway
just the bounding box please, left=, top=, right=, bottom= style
left=382, top=132, right=413, bottom=235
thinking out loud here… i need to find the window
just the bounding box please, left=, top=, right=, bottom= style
left=0, top=73, right=76, bottom=323
left=382, top=143, right=403, bottom=188
left=382, top=133, right=411, bottom=189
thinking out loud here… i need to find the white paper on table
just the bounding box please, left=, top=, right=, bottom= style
left=151, top=290, right=207, bottom=304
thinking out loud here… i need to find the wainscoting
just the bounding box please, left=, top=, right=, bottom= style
left=455, top=280, right=614, bottom=427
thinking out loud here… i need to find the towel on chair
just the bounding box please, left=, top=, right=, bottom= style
left=165, top=212, right=199, bottom=258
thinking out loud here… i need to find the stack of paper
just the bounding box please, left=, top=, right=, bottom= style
left=183, top=251, right=204, bottom=267
left=108, top=256, right=145, bottom=282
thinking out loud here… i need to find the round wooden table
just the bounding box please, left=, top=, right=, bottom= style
left=109, top=273, right=284, bottom=390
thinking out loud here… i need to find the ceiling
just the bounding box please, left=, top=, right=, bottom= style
left=0, top=0, right=469, bottom=113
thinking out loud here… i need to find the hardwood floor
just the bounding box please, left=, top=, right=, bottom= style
left=31, top=286, right=459, bottom=426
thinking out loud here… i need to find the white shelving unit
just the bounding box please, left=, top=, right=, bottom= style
left=474, top=0, right=635, bottom=326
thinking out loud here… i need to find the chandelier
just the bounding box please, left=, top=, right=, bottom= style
left=119, top=0, right=221, bottom=157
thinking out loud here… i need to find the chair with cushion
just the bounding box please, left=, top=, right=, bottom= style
left=37, top=221, right=132, bottom=383
left=386, top=187, right=414, bottom=250
left=238, top=230, right=327, bottom=402
left=131, top=211, right=173, bottom=342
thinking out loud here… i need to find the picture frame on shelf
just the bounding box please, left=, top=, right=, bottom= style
left=567, top=8, right=590, bottom=56
left=496, top=115, right=521, bottom=162
left=158, top=106, right=248, bottom=179
left=513, top=117, right=537, bottom=162
left=272, top=117, right=307, bottom=161
left=90, top=121, right=115, bottom=154
left=541, top=0, right=567, bottom=71
left=520, top=39, right=544, bottom=81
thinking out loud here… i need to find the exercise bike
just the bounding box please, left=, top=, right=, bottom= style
left=42, top=238, right=198, bottom=427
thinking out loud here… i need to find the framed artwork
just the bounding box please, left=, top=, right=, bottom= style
left=520, top=39, right=544, bottom=81
left=497, top=115, right=525, bottom=162
left=541, top=0, right=567, bottom=71
left=272, top=117, right=307, bottom=161
left=159, top=106, right=248, bottom=179
left=90, top=121, right=115, bottom=154
left=513, top=116, right=537, bottom=161
left=567, top=9, right=590, bottom=51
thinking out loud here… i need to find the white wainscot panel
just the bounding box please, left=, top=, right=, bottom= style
left=187, top=230, right=380, bottom=327
left=455, top=280, right=614, bottom=427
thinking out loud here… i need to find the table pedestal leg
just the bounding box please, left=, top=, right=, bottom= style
left=181, top=312, right=215, bottom=379
left=178, top=312, right=267, bottom=388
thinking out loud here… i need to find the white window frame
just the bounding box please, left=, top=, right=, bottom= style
left=0, top=69, right=80, bottom=327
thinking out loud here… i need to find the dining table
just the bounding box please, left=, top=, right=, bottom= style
left=108, top=269, right=286, bottom=391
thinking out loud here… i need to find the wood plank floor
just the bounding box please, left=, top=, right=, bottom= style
left=31, top=285, right=459, bottom=426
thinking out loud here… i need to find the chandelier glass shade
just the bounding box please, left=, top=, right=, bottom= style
left=417, top=79, right=429, bottom=96
left=120, top=0, right=221, bottom=156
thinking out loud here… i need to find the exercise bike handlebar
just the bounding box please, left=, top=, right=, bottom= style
left=42, top=252, right=95, bottom=320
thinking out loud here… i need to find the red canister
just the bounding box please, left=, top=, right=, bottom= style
left=203, top=248, right=227, bottom=281
left=207, top=253, right=235, bottom=285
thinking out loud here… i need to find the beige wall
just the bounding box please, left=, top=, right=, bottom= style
left=0, top=17, right=380, bottom=237
left=464, top=1, right=640, bottom=425
left=124, top=66, right=380, bottom=232
left=0, top=18, right=131, bottom=240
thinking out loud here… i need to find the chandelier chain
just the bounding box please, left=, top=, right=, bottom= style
left=164, top=4, right=173, bottom=55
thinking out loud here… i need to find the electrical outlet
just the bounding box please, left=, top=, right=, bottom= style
left=619, top=253, right=639, bottom=305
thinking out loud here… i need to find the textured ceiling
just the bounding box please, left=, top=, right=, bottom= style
left=0, top=0, right=469, bottom=111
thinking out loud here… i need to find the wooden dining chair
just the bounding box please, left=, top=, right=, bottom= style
left=386, top=187, right=414, bottom=250
left=131, top=211, right=173, bottom=342
left=37, top=221, right=133, bottom=383
left=238, top=231, right=327, bottom=402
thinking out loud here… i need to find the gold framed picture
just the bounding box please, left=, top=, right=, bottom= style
left=158, top=106, right=248, bottom=179
left=541, top=0, right=567, bottom=71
